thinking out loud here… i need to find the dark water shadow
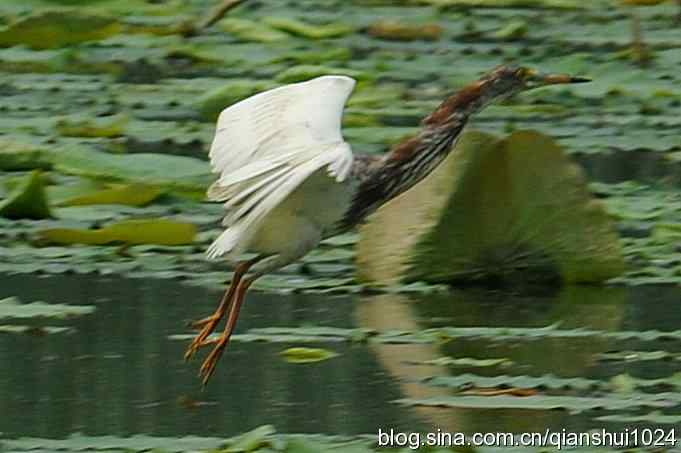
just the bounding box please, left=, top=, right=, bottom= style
left=1, top=274, right=680, bottom=440
left=0, top=273, right=422, bottom=439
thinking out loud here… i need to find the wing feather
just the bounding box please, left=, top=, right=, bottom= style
left=205, top=75, right=357, bottom=259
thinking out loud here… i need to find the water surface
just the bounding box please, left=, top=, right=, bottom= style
left=1, top=274, right=680, bottom=440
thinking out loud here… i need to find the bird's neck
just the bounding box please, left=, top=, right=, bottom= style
left=338, top=79, right=497, bottom=230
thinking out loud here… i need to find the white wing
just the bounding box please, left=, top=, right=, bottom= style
left=205, top=75, right=356, bottom=259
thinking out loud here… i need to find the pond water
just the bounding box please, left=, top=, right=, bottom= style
left=1, top=273, right=680, bottom=441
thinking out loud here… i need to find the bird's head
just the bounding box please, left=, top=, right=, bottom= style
left=480, top=65, right=590, bottom=100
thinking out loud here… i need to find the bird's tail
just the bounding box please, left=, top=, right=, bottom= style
left=206, top=225, right=247, bottom=260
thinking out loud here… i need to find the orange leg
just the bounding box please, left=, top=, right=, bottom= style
left=184, top=257, right=259, bottom=361
left=198, top=274, right=257, bottom=387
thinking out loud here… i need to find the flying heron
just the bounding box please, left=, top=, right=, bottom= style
left=185, top=65, right=589, bottom=385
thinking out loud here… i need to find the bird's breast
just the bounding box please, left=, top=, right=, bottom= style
left=248, top=169, right=355, bottom=257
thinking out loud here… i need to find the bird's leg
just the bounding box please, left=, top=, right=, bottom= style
left=198, top=274, right=258, bottom=386
left=184, top=257, right=259, bottom=361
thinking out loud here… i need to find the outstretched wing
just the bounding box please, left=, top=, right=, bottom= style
left=206, top=75, right=356, bottom=259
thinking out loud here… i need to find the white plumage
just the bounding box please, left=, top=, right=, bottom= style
left=205, top=75, right=357, bottom=260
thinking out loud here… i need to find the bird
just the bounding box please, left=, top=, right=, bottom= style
left=184, top=65, right=590, bottom=386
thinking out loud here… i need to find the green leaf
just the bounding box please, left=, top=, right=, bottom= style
left=0, top=10, right=121, bottom=49
left=275, top=65, right=368, bottom=84
left=55, top=114, right=128, bottom=138
left=263, top=17, right=353, bottom=39
left=51, top=147, right=211, bottom=192
left=0, top=139, right=53, bottom=171
left=0, top=170, right=52, bottom=220
left=0, top=296, right=95, bottom=319
left=596, top=411, right=681, bottom=424
left=225, top=425, right=275, bottom=453
left=195, top=80, right=276, bottom=122
left=219, top=18, right=290, bottom=43
left=396, top=393, right=676, bottom=413
left=424, top=373, right=598, bottom=390
left=418, top=357, right=514, bottom=368
left=36, top=218, right=197, bottom=246
left=367, top=20, right=443, bottom=42
left=0, top=325, right=72, bottom=335
left=358, top=130, right=626, bottom=285
left=280, top=347, right=339, bottom=364
left=51, top=182, right=163, bottom=207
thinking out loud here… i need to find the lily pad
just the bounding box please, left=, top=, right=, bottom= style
left=224, top=425, right=276, bottom=452
left=0, top=139, right=53, bottom=171
left=56, top=114, right=128, bottom=138
left=219, top=18, right=290, bottom=43
left=0, top=170, right=52, bottom=220
left=50, top=182, right=163, bottom=207
left=396, top=393, right=676, bottom=413
left=0, top=10, right=121, bottom=49
left=0, top=296, right=95, bottom=319
left=52, top=147, right=211, bottom=192
left=275, top=65, right=368, bottom=84
left=36, top=218, right=197, bottom=246
left=367, top=20, right=443, bottom=41
left=196, top=79, right=275, bottom=122
left=280, top=347, right=339, bottom=364
left=0, top=325, right=72, bottom=334
left=263, top=17, right=353, bottom=39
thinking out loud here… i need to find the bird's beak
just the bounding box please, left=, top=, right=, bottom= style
left=525, top=69, right=591, bottom=86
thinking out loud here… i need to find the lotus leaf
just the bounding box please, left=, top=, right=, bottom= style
left=0, top=10, right=121, bottom=49
left=0, top=139, right=52, bottom=171
left=51, top=181, right=163, bottom=207
left=279, top=347, right=339, bottom=364
left=263, top=17, right=353, bottom=39
left=0, top=170, right=52, bottom=219
left=275, top=65, right=368, bottom=84
left=219, top=18, right=290, bottom=43
left=52, top=147, right=211, bottom=191
left=0, top=296, right=94, bottom=319
left=358, top=130, right=626, bottom=285
left=55, top=114, right=128, bottom=138
left=195, top=79, right=276, bottom=121
left=36, top=218, right=197, bottom=246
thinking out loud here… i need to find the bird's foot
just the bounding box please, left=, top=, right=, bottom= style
left=199, top=335, right=228, bottom=387
left=184, top=315, right=221, bottom=361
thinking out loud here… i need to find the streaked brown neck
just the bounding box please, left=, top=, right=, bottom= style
left=338, top=78, right=496, bottom=231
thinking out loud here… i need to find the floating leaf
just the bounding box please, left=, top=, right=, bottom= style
left=417, top=357, right=514, bottom=368
left=423, top=373, right=599, bottom=391
left=396, top=394, right=676, bottom=413
left=219, top=18, right=290, bottom=43
left=52, top=147, right=211, bottom=191
left=263, top=17, right=353, bottom=39
left=225, top=425, right=275, bottom=452
left=275, top=65, right=368, bottom=84
left=0, top=325, right=72, bottom=335
left=493, top=19, right=528, bottom=40
left=0, top=10, right=121, bottom=49
left=367, top=20, right=442, bottom=41
left=36, top=218, right=197, bottom=246
left=51, top=182, right=163, bottom=207
left=0, top=139, right=52, bottom=171
left=597, top=350, right=681, bottom=363
left=596, top=410, right=681, bottom=424
left=55, top=114, right=128, bottom=138
left=0, top=296, right=95, bottom=319
left=280, top=347, right=339, bottom=364
left=195, top=79, right=275, bottom=121
left=0, top=170, right=52, bottom=220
